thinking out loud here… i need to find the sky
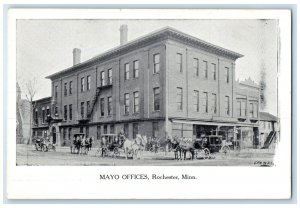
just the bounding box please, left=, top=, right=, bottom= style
left=16, top=19, right=278, bottom=115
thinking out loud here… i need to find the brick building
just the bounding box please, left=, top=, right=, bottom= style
left=32, top=25, right=260, bottom=148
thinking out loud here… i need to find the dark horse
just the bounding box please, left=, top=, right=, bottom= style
left=170, top=137, right=195, bottom=160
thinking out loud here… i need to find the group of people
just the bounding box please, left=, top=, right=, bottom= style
left=71, top=135, right=94, bottom=154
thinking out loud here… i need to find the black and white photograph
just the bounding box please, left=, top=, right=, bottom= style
left=16, top=19, right=280, bottom=166
left=6, top=8, right=292, bottom=199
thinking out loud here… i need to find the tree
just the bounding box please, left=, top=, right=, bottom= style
left=260, top=63, right=267, bottom=110
left=24, top=78, right=37, bottom=145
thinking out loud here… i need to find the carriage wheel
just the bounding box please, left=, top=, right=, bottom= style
left=113, top=147, right=120, bottom=158
left=221, top=145, right=230, bottom=157
left=41, top=145, right=47, bottom=152
left=203, top=148, right=210, bottom=160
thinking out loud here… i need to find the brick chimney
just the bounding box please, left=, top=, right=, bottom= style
left=119, top=25, right=128, bottom=46
left=73, top=48, right=81, bottom=65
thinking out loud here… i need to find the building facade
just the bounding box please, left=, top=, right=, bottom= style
left=33, top=26, right=260, bottom=148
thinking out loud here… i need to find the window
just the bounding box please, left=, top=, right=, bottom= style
left=55, top=86, right=58, bottom=98
left=203, top=61, right=208, bottom=78
left=64, top=105, right=67, bottom=120
left=253, top=103, right=258, bottom=117
left=193, top=90, right=199, bottom=112
left=203, top=92, right=208, bottom=113
left=133, top=123, right=139, bottom=139
left=80, top=127, right=83, bottom=133
left=133, top=91, right=139, bottom=113
left=87, top=75, right=91, bottom=90
left=80, top=102, right=84, bottom=118
left=225, top=67, right=229, bottom=83
left=108, top=69, right=112, bottom=85
left=100, top=98, right=105, bottom=116
left=237, top=100, right=242, bottom=116
left=124, top=63, right=129, bottom=80
left=97, top=125, right=101, bottom=140
left=54, top=106, right=58, bottom=116
left=103, top=125, right=107, bottom=134
left=64, top=83, right=67, bottom=96
left=152, top=122, right=159, bottom=137
left=86, top=101, right=90, bottom=115
left=46, top=106, right=50, bottom=116
left=69, top=81, right=73, bottom=95
left=237, top=100, right=246, bottom=117
left=153, top=87, right=160, bottom=111
left=212, top=93, right=217, bottom=114
left=225, top=96, right=230, bottom=115
left=153, top=54, right=160, bottom=73
left=193, top=58, right=199, bottom=76
left=212, top=63, right=216, bottom=80
left=176, top=53, right=183, bottom=72
left=176, top=87, right=183, bottom=111
left=86, top=126, right=89, bottom=137
left=42, top=108, right=45, bottom=123
left=69, top=104, right=72, bottom=120
left=110, top=124, right=115, bottom=134
left=249, top=103, right=254, bottom=117
left=124, top=93, right=130, bottom=114
left=34, top=109, right=38, bottom=125
left=100, top=71, right=105, bottom=86
left=133, top=60, right=139, bottom=78
left=81, top=77, right=85, bottom=92
left=68, top=128, right=72, bottom=140
left=108, top=96, right=112, bottom=116
left=124, top=124, right=129, bottom=137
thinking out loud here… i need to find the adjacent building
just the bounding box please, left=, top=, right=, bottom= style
left=32, top=25, right=262, bottom=148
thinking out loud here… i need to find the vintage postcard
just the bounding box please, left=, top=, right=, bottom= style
left=6, top=8, right=291, bottom=199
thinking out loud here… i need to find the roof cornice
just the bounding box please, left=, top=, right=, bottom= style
left=46, top=27, right=243, bottom=80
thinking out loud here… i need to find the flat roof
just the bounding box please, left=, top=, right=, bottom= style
left=46, top=27, right=243, bottom=80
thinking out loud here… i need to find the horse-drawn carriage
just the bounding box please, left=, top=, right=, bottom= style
left=33, top=136, right=56, bottom=152
left=95, top=134, right=125, bottom=158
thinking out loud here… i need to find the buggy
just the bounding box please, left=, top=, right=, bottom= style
left=33, top=136, right=56, bottom=152
left=95, top=134, right=125, bottom=158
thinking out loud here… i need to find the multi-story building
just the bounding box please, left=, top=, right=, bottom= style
left=32, top=25, right=260, bottom=148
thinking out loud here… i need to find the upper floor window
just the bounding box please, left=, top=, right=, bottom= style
left=225, top=96, right=230, bottom=115
left=86, top=101, right=90, bottom=115
left=69, top=81, right=73, bottom=95
left=100, top=71, right=106, bottom=86
left=193, top=58, right=199, bottom=76
left=124, top=93, right=130, bottom=114
left=64, top=105, right=67, bottom=121
left=176, top=53, right=183, bottom=72
left=203, top=61, right=208, bottom=78
left=212, top=63, right=217, bottom=80
left=124, top=63, right=130, bottom=80
left=64, top=83, right=67, bottom=96
left=153, top=54, right=160, bottom=74
left=212, top=93, right=217, bottom=114
left=80, top=102, right=84, bottom=118
left=42, top=108, right=45, bottom=123
left=108, top=96, right=112, bottom=116
left=34, top=109, right=38, bottom=125
left=193, top=90, right=199, bottom=112
left=81, top=77, right=85, bottom=92
left=225, top=67, right=230, bottom=83
left=55, top=86, right=58, bottom=98
left=100, top=98, right=105, bottom=116
left=87, top=75, right=91, bottom=90
left=153, top=87, right=160, bottom=111
left=133, top=91, right=139, bottom=113
left=203, top=92, right=208, bottom=113
left=133, top=60, right=139, bottom=78
left=249, top=103, right=254, bottom=117
left=69, top=104, right=72, bottom=120
left=176, top=87, right=183, bottom=111
left=237, top=100, right=246, bottom=117
left=108, top=68, right=112, bottom=85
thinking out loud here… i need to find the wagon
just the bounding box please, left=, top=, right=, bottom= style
left=95, top=134, right=125, bottom=158
left=206, top=135, right=231, bottom=157
left=33, top=136, right=56, bottom=152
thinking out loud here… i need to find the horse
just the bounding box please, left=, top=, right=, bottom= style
left=70, top=137, right=81, bottom=154
left=123, top=135, right=144, bottom=160
left=171, top=137, right=196, bottom=160
left=133, top=135, right=147, bottom=159
left=170, top=137, right=182, bottom=160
